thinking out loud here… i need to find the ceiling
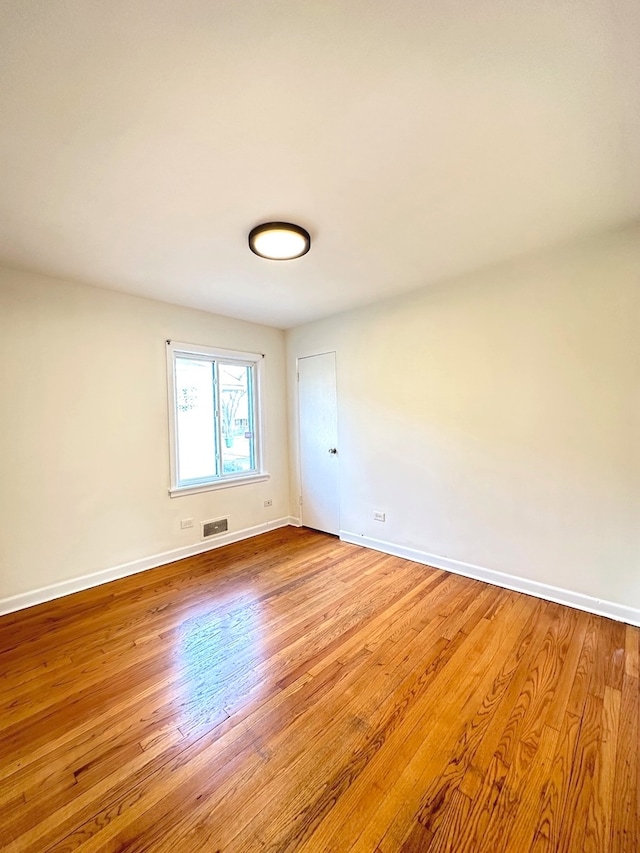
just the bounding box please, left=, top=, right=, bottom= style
left=1, top=1, right=639, bottom=329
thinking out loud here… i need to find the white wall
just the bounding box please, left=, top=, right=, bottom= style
left=287, top=226, right=640, bottom=612
left=0, top=267, right=290, bottom=603
left=3, top=226, right=638, bottom=616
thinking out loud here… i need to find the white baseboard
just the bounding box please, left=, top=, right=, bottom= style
left=340, top=530, right=640, bottom=627
left=0, top=517, right=293, bottom=617
left=7, top=521, right=635, bottom=627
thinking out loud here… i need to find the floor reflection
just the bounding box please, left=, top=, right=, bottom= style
left=173, top=593, right=266, bottom=733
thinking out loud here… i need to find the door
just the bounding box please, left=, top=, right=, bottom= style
left=298, top=352, right=339, bottom=534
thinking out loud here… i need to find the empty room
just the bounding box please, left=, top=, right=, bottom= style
left=0, top=2, right=638, bottom=851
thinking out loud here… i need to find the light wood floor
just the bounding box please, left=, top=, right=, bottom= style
left=0, top=527, right=638, bottom=852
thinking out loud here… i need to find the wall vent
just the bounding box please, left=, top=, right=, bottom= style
left=202, top=517, right=229, bottom=538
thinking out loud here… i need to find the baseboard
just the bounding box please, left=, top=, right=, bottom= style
left=7, top=522, right=636, bottom=626
left=0, top=517, right=293, bottom=616
left=340, top=530, right=640, bottom=627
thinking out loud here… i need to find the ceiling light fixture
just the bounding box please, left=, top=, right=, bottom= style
left=248, top=222, right=311, bottom=260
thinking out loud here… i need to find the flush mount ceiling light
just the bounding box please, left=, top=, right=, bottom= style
left=248, top=222, right=311, bottom=260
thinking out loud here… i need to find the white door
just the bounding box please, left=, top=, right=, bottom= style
left=298, top=352, right=339, bottom=534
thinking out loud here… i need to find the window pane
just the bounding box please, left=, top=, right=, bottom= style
left=175, top=357, right=217, bottom=484
left=219, top=362, right=255, bottom=476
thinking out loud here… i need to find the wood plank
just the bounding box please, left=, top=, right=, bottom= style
left=529, top=711, right=582, bottom=853
left=300, top=594, right=537, bottom=852
left=359, top=596, right=547, bottom=852
left=611, top=671, right=638, bottom=852
left=0, top=527, right=637, bottom=853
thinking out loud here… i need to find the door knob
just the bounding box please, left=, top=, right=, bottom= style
left=328, top=447, right=337, bottom=454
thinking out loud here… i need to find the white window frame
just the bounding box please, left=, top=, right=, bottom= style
left=166, top=341, right=269, bottom=497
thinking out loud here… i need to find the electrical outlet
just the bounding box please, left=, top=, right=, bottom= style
left=263, top=499, right=272, bottom=507
left=373, top=511, right=386, bottom=522
left=180, top=518, right=194, bottom=529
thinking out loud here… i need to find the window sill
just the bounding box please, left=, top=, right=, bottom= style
left=169, top=472, right=270, bottom=498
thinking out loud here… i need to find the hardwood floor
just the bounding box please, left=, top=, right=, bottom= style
left=0, top=527, right=638, bottom=852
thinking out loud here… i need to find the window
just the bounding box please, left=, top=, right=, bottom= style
left=167, top=341, right=267, bottom=496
